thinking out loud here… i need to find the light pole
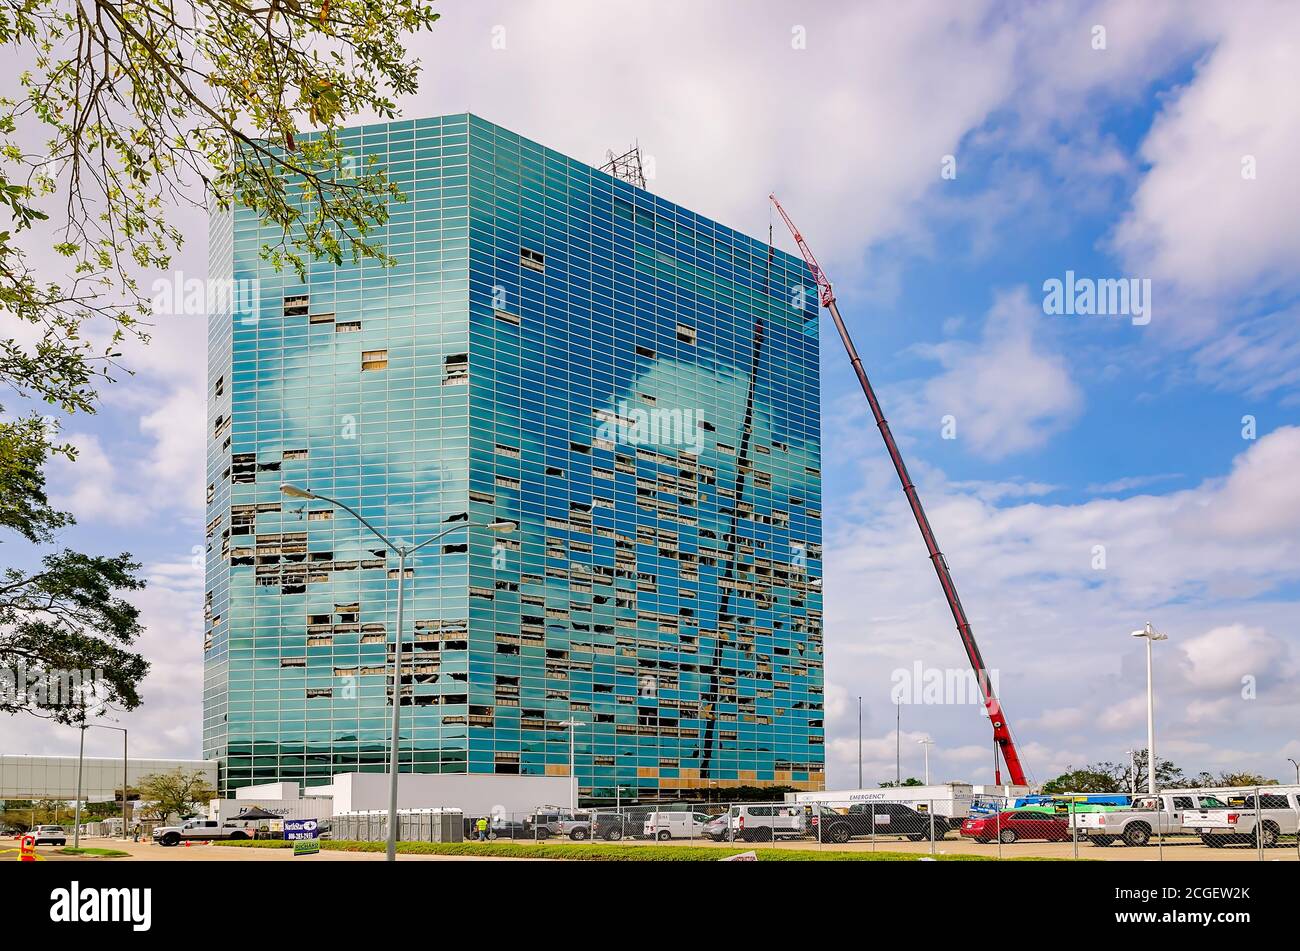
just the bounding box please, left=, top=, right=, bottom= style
left=71, top=695, right=122, bottom=848
left=857, top=696, right=863, bottom=789
left=81, top=723, right=129, bottom=840
left=560, top=718, right=587, bottom=812
left=1288, top=758, right=1299, bottom=785
left=1131, top=621, right=1168, bottom=795
left=73, top=720, right=86, bottom=849
left=917, top=737, right=934, bottom=785
left=281, top=483, right=515, bottom=862
left=895, top=699, right=901, bottom=786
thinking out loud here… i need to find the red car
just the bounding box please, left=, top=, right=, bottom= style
left=960, top=811, right=1071, bottom=843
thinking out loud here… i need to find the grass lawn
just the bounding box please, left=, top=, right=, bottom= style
left=214, top=839, right=1056, bottom=861
left=59, top=847, right=132, bottom=857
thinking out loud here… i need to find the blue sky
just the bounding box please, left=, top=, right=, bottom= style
left=8, top=0, right=1300, bottom=790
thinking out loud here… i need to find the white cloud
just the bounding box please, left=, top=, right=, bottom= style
left=414, top=1, right=1023, bottom=266
left=1112, top=5, right=1300, bottom=303
left=1085, top=474, right=1182, bottom=496
left=0, top=555, right=207, bottom=760
left=139, top=384, right=208, bottom=514
left=1190, top=306, right=1300, bottom=400
left=914, top=289, right=1084, bottom=459
left=1026, top=706, right=1089, bottom=733
left=823, top=427, right=1300, bottom=786
left=1096, top=694, right=1149, bottom=734
left=949, top=479, right=1061, bottom=502
left=1182, top=624, right=1289, bottom=691
left=48, top=386, right=207, bottom=527
left=1199, top=427, right=1300, bottom=541
left=49, top=434, right=127, bottom=524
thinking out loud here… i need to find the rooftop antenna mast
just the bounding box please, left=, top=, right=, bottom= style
left=600, top=144, right=647, bottom=189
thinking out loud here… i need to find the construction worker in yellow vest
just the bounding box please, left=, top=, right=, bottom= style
left=475, top=816, right=489, bottom=842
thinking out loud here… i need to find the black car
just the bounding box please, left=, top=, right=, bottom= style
left=809, top=803, right=958, bottom=843
left=486, top=818, right=530, bottom=840
left=567, top=812, right=639, bottom=841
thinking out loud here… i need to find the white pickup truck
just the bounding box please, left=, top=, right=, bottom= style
left=1072, top=793, right=1229, bottom=847
left=1182, top=790, right=1300, bottom=848
left=151, top=818, right=257, bottom=847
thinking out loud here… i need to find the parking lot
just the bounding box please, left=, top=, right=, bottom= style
left=453, top=796, right=1300, bottom=861
left=481, top=831, right=1299, bottom=861
left=21, top=789, right=1299, bottom=863
left=28, top=832, right=1299, bottom=862
left=20, top=838, right=538, bottom=861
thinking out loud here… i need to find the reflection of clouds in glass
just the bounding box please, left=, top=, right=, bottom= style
left=255, top=338, right=467, bottom=521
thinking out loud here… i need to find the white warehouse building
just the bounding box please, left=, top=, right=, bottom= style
left=0, top=754, right=218, bottom=801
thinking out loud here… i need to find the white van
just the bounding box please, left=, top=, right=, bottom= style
left=715, top=804, right=806, bottom=842
left=643, top=810, right=713, bottom=840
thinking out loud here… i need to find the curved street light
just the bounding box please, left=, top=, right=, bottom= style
left=916, top=737, right=935, bottom=785
left=280, top=483, right=515, bottom=861
left=1131, top=621, right=1168, bottom=795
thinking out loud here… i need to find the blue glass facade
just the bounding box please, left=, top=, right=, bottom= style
left=204, top=114, right=824, bottom=800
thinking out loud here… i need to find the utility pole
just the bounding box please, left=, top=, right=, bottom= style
left=280, top=483, right=514, bottom=862
left=73, top=721, right=86, bottom=849
left=561, top=719, right=587, bottom=811
left=917, top=738, right=934, bottom=785
left=1131, top=622, right=1167, bottom=795
left=895, top=701, right=901, bottom=786
left=84, top=723, right=130, bottom=840
left=857, top=696, right=863, bottom=788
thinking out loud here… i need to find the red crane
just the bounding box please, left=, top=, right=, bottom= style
left=770, top=193, right=1029, bottom=786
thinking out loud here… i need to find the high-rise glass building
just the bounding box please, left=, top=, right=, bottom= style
left=204, top=114, right=824, bottom=801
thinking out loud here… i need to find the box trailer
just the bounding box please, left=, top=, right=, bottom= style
left=786, top=783, right=976, bottom=820
left=207, top=797, right=334, bottom=824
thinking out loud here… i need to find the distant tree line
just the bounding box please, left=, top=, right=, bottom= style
left=1041, top=749, right=1279, bottom=794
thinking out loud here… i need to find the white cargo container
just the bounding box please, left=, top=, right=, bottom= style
left=786, top=783, right=976, bottom=820
left=207, top=797, right=334, bottom=824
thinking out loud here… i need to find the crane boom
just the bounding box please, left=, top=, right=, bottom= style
left=770, top=193, right=1028, bottom=787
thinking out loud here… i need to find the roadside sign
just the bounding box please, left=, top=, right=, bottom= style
left=19, top=835, right=36, bottom=862
left=719, top=850, right=758, bottom=861
left=283, top=819, right=319, bottom=841
left=285, top=819, right=320, bottom=856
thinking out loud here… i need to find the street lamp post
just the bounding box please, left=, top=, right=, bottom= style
left=71, top=696, right=125, bottom=848
left=73, top=722, right=86, bottom=849
left=895, top=699, right=901, bottom=786
left=281, top=483, right=515, bottom=863
left=1288, top=758, right=1299, bottom=785
left=917, top=737, right=934, bottom=785
left=81, top=723, right=130, bottom=840
left=857, top=696, right=863, bottom=789
left=1131, top=621, right=1168, bottom=795
left=560, top=719, right=587, bottom=812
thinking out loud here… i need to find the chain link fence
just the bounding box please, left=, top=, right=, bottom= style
left=445, top=786, right=1300, bottom=860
